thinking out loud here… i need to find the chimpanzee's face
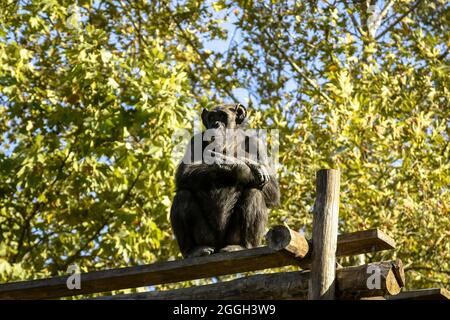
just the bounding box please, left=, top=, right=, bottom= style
left=201, top=104, right=247, bottom=131
left=204, top=107, right=231, bottom=130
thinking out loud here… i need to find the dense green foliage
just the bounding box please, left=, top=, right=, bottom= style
left=0, top=0, right=448, bottom=295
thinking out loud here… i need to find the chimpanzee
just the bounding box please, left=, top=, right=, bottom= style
left=170, top=103, right=280, bottom=258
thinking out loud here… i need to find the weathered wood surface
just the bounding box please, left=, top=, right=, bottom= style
left=308, top=169, right=340, bottom=300
left=0, top=228, right=396, bottom=300
left=265, top=225, right=310, bottom=258
left=386, top=288, right=450, bottom=300
left=336, top=260, right=404, bottom=299
left=97, top=271, right=311, bottom=300
left=97, top=260, right=404, bottom=300
left=391, top=259, right=405, bottom=287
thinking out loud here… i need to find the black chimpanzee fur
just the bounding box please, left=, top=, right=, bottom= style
left=170, top=104, right=280, bottom=258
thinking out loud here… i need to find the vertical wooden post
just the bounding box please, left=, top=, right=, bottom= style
left=308, top=169, right=340, bottom=300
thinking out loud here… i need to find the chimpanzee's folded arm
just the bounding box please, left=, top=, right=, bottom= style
left=175, top=161, right=249, bottom=190
left=262, top=177, right=280, bottom=208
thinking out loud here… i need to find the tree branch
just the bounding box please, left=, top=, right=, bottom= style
left=262, top=29, right=333, bottom=104
left=11, top=148, right=74, bottom=264
left=342, top=0, right=364, bottom=37
left=165, top=4, right=239, bottom=104
left=367, top=0, right=394, bottom=38
left=376, top=0, right=423, bottom=40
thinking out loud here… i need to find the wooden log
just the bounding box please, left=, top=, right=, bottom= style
left=0, top=227, right=396, bottom=300
left=308, top=169, right=340, bottom=300
left=336, top=260, right=404, bottom=299
left=97, top=271, right=311, bottom=300
left=386, top=288, right=450, bottom=300
left=265, top=225, right=310, bottom=258
left=97, top=260, right=404, bottom=300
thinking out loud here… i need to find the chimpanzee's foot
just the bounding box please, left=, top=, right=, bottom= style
left=186, top=246, right=215, bottom=258
left=219, top=245, right=245, bottom=253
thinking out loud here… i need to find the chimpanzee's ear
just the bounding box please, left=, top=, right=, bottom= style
left=201, top=108, right=209, bottom=128
left=235, top=104, right=247, bottom=125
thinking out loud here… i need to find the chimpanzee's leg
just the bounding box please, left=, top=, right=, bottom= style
left=170, top=190, right=216, bottom=258
left=221, top=188, right=268, bottom=251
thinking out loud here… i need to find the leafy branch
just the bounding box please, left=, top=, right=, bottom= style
left=57, top=165, right=145, bottom=272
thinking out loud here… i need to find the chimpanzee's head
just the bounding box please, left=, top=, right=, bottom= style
left=201, top=104, right=247, bottom=131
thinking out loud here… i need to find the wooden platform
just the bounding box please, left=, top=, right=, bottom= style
left=0, top=228, right=395, bottom=299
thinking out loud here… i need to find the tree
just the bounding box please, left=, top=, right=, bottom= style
left=0, top=0, right=195, bottom=287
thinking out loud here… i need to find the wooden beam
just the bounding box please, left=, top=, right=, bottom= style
left=386, top=288, right=450, bottom=300
left=336, top=260, right=404, bottom=299
left=308, top=169, right=340, bottom=300
left=96, top=260, right=404, bottom=300
left=0, top=227, right=396, bottom=300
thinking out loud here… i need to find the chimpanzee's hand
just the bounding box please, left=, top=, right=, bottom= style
left=207, top=151, right=271, bottom=187
left=207, top=151, right=257, bottom=181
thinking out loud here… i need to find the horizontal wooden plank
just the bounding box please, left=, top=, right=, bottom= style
left=386, top=288, right=450, bottom=300
left=96, top=260, right=404, bottom=300
left=336, top=229, right=396, bottom=256
left=0, top=228, right=396, bottom=299
left=0, top=247, right=293, bottom=300
left=294, top=228, right=396, bottom=269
